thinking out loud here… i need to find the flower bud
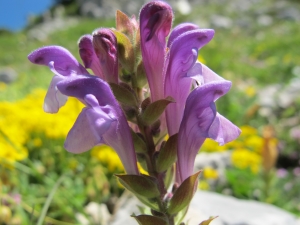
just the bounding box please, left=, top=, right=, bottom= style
left=140, top=1, right=173, bottom=102
left=93, top=28, right=118, bottom=83
left=78, top=34, right=104, bottom=79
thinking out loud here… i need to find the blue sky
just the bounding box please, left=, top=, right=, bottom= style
left=0, top=0, right=54, bottom=31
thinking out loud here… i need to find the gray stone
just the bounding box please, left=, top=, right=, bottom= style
left=110, top=190, right=300, bottom=225
left=277, top=7, right=300, bottom=21
left=257, top=15, right=273, bottom=26
left=192, top=191, right=300, bottom=225
left=210, top=15, right=233, bottom=28
left=258, top=79, right=300, bottom=113
left=75, top=202, right=111, bottom=225
left=0, top=68, right=18, bottom=84
left=194, top=151, right=232, bottom=185
left=175, top=0, right=192, bottom=15
left=28, top=17, right=78, bottom=41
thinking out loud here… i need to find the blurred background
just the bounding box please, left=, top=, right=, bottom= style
left=0, top=0, right=299, bottom=224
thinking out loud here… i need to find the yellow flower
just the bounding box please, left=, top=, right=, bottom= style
left=202, top=139, right=228, bottom=152
left=203, top=167, right=219, bottom=180
left=198, top=180, right=210, bottom=190
left=0, top=88, right=86, bottom=167
left=91, top=145, right=124, bottom=173
left=231, top=148, right=261, bottom=174
left=240, top=125, right=257, bottom=136
left=245, top=86, right=256, bottom=97
left=245, top=135, right=264, bottom=153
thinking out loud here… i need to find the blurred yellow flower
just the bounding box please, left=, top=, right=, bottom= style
left=91, top=145, right=124, bottom=173
left=198, top=180, right=210, bottom=190
left=240, top=125, right=257, bottom=136
left=245, top=86, right=256, bottom=97
left=0, top=88, right=84, bottom=166
left=245, top=135, right=264, bottom=153
left=231, top=148, right=261, bottom=174
left=203, top=167, right=219, bottom=179
left=202, top=138, right=228, bottom=152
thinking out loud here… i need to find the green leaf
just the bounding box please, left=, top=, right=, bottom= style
left=131, top=130, right=147, bottom=153
left=141, top=96, right=175, bottom=126
left=199, top=216, right=218, bottom=225
left=164, top=166, right=174, bottom=191
left=156, top=134, right=178, bottom=172
left=135, top=194, right=160, bottom=211
left=133, top=215, right=168, bottom=225
left=167, top=171, right=201, bottom=215
left=116, top=10, right=134, bottom=38
left=113, top=29, right=135, bottom=72
left=136, top=60, right=147, bottom=88
left=116, top=174, right=160, bottom=198
left=109, top=82, right=138, bottom=107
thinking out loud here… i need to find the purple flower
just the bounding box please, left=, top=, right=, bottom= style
left=176, top=81, right=241, bottom=183
left=164, top=26, right=215, bottom=135
left=140, top=1, right=173, bottom=102
left=28, top=45, right=138, bottom=175
left=277, top=168, right=288, bottom=178
left=28, top=46, right=89, bottom=113
left=92, top=28, right=119, bottom=84
left=78, top=34, right=105, bottom=79
left=57, top=75, right=139, bottom=175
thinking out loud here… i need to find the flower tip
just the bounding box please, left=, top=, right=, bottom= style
left=27, top=49, right=44, bottom=65
left=43, top=102, right=58, bottom=114
left=92, top=28, right=115, bottom=40
left=78, top=34, right=93, bottom=46
left=141, top=0, right=173, bottom=13
left=78, top=35, right=94, bottom=68
left=140, top=1, right=173, bottom=41
left=92, top=28, right=117, bottom=56
left=205, top=29, right=215, bottom=40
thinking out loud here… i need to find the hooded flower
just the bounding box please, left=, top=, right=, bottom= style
left=28, top=46, right=89, bottom=113
left=92, top=28, right=119, bottom=84
left=78, top=34, right=105, bottom=79
left=140, top=1, right=173, bottom=102
left=164, top=26, right=215, bottom=135
left=57, top=75, right=139, bottom=175
left=28, top=44, right=138, bottom=175
left=78, top=29, right=119, bottom=84
left=176, top=81, right=241, bottom=183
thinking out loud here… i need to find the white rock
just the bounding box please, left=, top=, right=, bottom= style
left=193, top=191, right=299, bottom=225
left=176, top=0, right=192, bottom=15
left=85, top=202, right=111, bottom=224
left=111, top=190, right=300, bottom=225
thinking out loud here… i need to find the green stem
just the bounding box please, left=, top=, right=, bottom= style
left=36, top=174, right=65, bottom=225
left=263, top=170, right=272, bottom=201
left=168, top=216, right=175, bottom=225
